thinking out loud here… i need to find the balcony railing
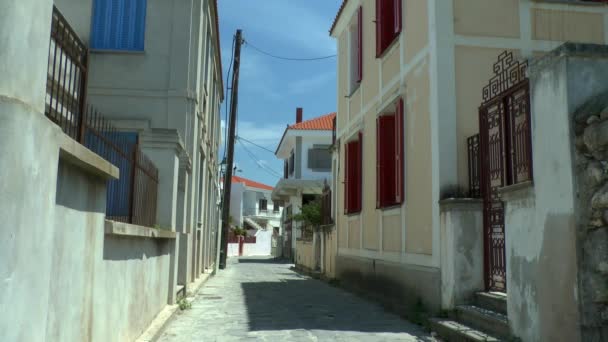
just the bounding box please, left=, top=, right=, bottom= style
left=46, top=6, right=159, bottom=227
left=46, top=5, right=88, bottom=142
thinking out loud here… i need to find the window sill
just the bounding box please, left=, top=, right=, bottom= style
left=345, top=211, right=361, bottom=216
left=377, top=203, right=402, bottom=211
left=58, top=132, right=119, bottom=180
left=104, top=220, right=177, bottom=239
left=347, top=83, right=361, bottom=98
left=376, top=34, right=400, bottom=60
left=498, top=180, right=534, bottom=201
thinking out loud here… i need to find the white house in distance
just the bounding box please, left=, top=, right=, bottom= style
left=273, top=108, right=335, bottom=260
left=227, top=176, right=282, bottom=257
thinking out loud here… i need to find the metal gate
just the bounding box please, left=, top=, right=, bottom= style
left=479, top=51, right=531, bottom=292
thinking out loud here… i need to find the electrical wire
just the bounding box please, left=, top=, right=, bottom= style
left=236, top=136, right=276, bottom=154
left=237, top=139, right=282, bottom=178
left=243, top=39, right=336, bottom=61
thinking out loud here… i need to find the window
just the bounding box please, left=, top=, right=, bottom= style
left=308, top=145, right=332, bottom=171
left=349, top=6, right=363, bottom=93
left=344, top=132, right=363, bottom=214
left=259, top=199, right=268, bottom=212
left=375, top=0, right=402, bottom=57
left=91, top=0, right=147, bottom=51
left=273, top=201, right=283, bottom=213
left=289, top=152, right=295, bottom=175
left=376, top=98, right=404, bottom=208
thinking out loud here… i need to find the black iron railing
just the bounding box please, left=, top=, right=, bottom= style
left=321, top=183, right=333, bottom=225
left=83, top=105, right=159, bottom=227
left=467, top=134, right=481, bottom=198
left=46, top=6, right=89, bottom=142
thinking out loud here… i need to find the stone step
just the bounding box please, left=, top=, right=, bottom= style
left=475, top=292, right=507, bottom=315
left=452, top=305, right=510, bottom=339
left=430, top=318, right=501, bottom=342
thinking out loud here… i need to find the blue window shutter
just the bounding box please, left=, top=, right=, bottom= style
left=91, top=0, right=146, bottom=51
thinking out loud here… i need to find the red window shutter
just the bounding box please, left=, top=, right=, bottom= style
left=344, top=143, right=350, bottom=213
left=394, top=0, right=402, bottom=35
left=376, top=117, right=382, bottom=208
left=381, top=115, right=396, bottom=207
left=357, top=6, right=363, bottom=83
left=356, top=132, right=363, bottom=212
left=395, top=98, right=404, bottom=204
left=375, top=0, right=382, bottom=57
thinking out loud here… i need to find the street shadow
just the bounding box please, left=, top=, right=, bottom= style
left=237, top=257, right=292, bottom=264
left=241, top=279, right=433, bottom=337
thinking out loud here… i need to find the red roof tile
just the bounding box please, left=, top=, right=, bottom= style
left=232, top=176, right=274, bottom=191
left=329, top=0, right=349, bottom=36
left=288, top=112, right=336, bottom=131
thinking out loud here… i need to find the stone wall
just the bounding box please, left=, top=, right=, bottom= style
left=572, top=91, right=608, bottom=340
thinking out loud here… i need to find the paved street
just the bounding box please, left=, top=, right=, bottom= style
left=158, top=257, right=435, bottom=342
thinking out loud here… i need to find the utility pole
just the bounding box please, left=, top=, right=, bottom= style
left=219, top=29, right=243, bottom=269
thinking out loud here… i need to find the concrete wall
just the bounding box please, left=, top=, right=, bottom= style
left=243, top=229, right=273, bottom=256
left=501, top=43, right=608, bottom=342
left=296, top=240, right=315, bottom=271
left=230, top=182, right=245, bottom=225
left=439, top=199, right=484, bottom=310
left=50, top=162, right=172, bottom=342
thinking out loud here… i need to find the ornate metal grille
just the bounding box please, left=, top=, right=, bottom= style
left=479, top=51, right=532, bottom=292
left=467, top=134, right=481, bottom=198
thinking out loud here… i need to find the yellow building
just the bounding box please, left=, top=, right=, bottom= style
left=330, top=0, right=607, bottom=340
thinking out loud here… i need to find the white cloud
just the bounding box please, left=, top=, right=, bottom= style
left=288, top=71, right=335, bottom=95
left=236, top=120, right=287, bottom=146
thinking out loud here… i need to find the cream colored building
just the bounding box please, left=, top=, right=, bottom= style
left=330, top=0, right=608, bottom=340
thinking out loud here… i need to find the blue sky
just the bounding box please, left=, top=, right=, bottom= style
left=218, top=0, right=341, bottom=187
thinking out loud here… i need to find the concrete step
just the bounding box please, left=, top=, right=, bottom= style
left=475, top=292, right=507, bottom=315
left=430, top=318, right=501, bottom=342
left=452, top=305, right=510, bottom=339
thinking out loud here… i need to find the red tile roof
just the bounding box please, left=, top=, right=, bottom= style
left=288, top=112, right=336, bottom=131
left=232, top=176, right=274, bottom=191
left=329, top=0, right=349, bottom=36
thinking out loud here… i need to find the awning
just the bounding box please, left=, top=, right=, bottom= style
left=271, top=178, right=326, bottom=201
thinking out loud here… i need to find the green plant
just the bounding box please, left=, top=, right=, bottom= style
left=177, top=297, right=192, bottom=311
left=153, top=224, right=170, bottom=231
left=291, top=200, right=322, bottom=228
left=232, top=226, right=246, bottom=236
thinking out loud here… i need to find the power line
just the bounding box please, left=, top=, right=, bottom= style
left=237, top=139, right=282, bottom=178
left=236, top=135, right=276, bottom=154
left=243, top=39, right=336, bottom=61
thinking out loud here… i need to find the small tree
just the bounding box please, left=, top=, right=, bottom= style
left=291, top=200, right=322, bottom=239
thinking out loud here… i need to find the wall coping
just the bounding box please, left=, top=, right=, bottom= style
left=58, top=133, right=119, bottom=180
left=530, top=43, right=608, bottom=77
left=104, top=220, right=177, bottom=239
left=498, top=181, right=534, bottom=201
left=439, top=198, right=482, bottom=212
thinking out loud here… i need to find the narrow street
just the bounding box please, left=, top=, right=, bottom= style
left=157, top=258, right=435, bottom=341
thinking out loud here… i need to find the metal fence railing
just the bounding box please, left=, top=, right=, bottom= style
left=83, top=106, right=159, bottom=227
left=320, top=183, right=333, bottom=226
left=46, top=5, right=88, bottom=142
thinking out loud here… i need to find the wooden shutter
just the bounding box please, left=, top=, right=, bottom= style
left=344, top=142, right=350, bottom=213
left=394, top=0, right=402, bottom=35
left=357, top=6, right=363, bottom=83
left=376, top=117, right=382, bottom=208
left=91, top=0, right=147, bottom=51
left=355, top=132, right=363, bottom=212
left=395, top=98, right=404, bottom=204
left=375, top=0, right=382, bottom=57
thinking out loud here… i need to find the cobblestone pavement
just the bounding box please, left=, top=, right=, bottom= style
left=157, top=257, right=436, bottom=342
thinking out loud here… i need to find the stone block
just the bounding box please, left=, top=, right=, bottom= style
left=584, top=120, right=608, bottom=153
left=591, top=185, right=608, bottom=209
